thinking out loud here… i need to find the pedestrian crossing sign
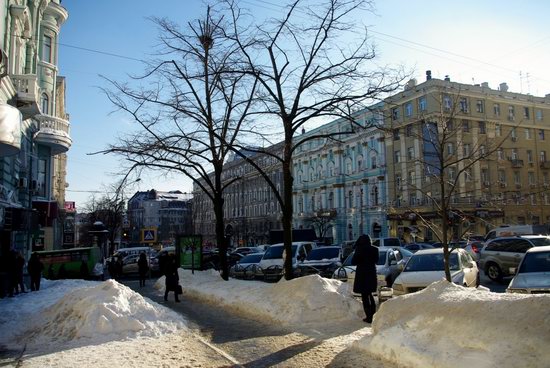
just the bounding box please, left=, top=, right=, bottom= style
left=141, top=228, right=157, bottom=243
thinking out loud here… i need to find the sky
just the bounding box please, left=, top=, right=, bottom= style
left=0, top=271, right=548, bottom=366
left=59, top=0, right=550, bottom=209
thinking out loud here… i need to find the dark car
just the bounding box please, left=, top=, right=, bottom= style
left=299, top=246, right=342, bottom=277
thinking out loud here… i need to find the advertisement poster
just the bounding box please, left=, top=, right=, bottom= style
left=176, top=235, right=203, bottom=270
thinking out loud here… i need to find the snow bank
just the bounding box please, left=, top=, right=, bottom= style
left=0, top=279, right=186, bottom=351
left=356, top=280, right=550, bottom=368
left=156, top=269, right=363, bottom=325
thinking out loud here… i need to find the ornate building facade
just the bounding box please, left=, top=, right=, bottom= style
left=292, top=105, right=389, bottom=245
left=0, top=0, right=70, bottom=257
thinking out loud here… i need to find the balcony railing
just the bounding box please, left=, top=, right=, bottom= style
left=509, top=159, right=524, bottom=168
left=34, top=114, right=72, bottom=155
left=540, top=161, right=550, bottom=169
left=11, top=74, right=40, bottom=119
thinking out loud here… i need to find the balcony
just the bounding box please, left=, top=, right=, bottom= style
left=34, top=114, right=72, bottom=155
left=540, top=161, right=550, bottom=170
left=11, top=74, right=40, bottom=119
left=509, top=159, right=524, bottom=168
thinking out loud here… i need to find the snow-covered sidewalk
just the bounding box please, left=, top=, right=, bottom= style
left=1, top=270, right=549, bottom=367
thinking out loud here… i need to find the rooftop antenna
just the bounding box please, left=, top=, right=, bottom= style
left=519, top=71, right=523, bottom=94
left=526, top=72, right=531, bottom=95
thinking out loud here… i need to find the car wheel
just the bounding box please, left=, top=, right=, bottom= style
left=485, top=263, right=503, bottom=282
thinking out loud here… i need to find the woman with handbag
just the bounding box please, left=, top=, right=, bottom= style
left=164, top=254, right=180, bottom=302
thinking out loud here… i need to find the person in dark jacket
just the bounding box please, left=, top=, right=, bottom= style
left=351, top=234, right=379, bottom=323
left=14, top=252, right=26, bottom=294
left=164, top=254, right=180, bottom=302
left=27, top=252, right=44, bottom=291
left=137, top=252, right=149, bottom=287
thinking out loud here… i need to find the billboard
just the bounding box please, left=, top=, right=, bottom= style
left=176, top=235, right=203, bottom=270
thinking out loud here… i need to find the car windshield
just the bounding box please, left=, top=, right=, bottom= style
left=518, top=252, right=550, bottom=273
left=306, top=247, right=339, bottom=261
left=404, top=253, right=459, bottom=272
left=528, top=238, right=550, bottom=247
left=239, top=253, right=264, bottom=264
left=262, top=245, right=297, bottom=259
left=340, top=249, right=386, bottom=265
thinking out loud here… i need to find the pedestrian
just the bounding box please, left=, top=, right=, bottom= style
left=6, top=250, right=17, bottom=297
left=14, top=252, right=26, bottom=294
left=115, top=255, right=124, bottom=280
left=27, top=253, right=44, bottom=291
left=351, top=234, right=379, bottom=323
left=138, top=252, right=149, bottom=287
left=164, top=254, right=180, bottom=302
left=80, top=259, right=89, bottom=280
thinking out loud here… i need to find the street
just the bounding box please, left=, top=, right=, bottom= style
left=122, top=277, right=396, bottom=368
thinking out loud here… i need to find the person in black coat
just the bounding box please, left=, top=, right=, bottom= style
left=137, top=252, right=149, bottom=287
left=27, top=253, right=44, bottom=291
left=164, top=254, right=180, bottom=302
left=351, top=234, right=379, bottom=323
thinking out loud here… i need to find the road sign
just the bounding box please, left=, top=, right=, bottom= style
left=141, top=228, right=157, bottom=243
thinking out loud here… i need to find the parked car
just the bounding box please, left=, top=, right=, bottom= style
left=391, top=248, right=479, bottom=296
left=372, top=237, right=402, bottom=248
left=110, top=247, right=157, bottom=276
left=485, top=225, right=550, bottom=241
left=506, top=245, right=550, bottom=294
left=479, top=236, right=550, bottom=282
left=464, top=240, right=484, bottom=261
left=232, top=246, right=265, bottom=256
left=403, top=243, right=435, bottom=253
left=333, top=247, right=413, bottom=300
left=229, top=252, right=265, bottom=280
left=299, top=246, right=342, bottom=278
left=257, top=242, right=316, bottom=281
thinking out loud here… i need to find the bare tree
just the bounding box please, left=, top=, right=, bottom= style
left=98, top=7, right=257, bottom=280
left=228, top=0, right=405, bottom=278
left=386, top=86, right=514, bottom=281
left=302, top=210, right=337, bottom=244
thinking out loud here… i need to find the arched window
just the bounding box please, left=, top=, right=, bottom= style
left=328, top=192, right=334, bottom=208
left=41, top=93, right=49, bottom=114
left=371, top=186, right=379, bottom=206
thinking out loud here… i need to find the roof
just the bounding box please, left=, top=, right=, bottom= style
left=414, top=248, right=461, bottom=255
left=526, top=245, right=550, bottom=253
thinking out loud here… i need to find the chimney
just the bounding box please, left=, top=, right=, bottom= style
left=426, top=70, right=432, bottom=81
left=481, top=82, right=489, bottom=88
left=302, top=127, right=306, bottom=134
left=444, top=75, right=451, bottom=82
left=499, top=82, right=509, bottom=92
left=404, top=78, right=417, bottom=90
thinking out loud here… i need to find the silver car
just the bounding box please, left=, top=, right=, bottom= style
left=507, top=245, right=550, bottom=294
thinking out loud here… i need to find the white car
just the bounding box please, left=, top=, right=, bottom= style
left=392, top=248, right=479, bottom=296
left=507, top=245, right=550, bottom=294
left=229, top=252, right=265, bottom=280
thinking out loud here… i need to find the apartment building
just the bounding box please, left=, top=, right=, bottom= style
left=0, top=0, right=70, bottom=257
left=384, top=73, right=550, bottom=241
left=292, top=105, right=389, bottom=244
left=193, top=144, right=284, bottom=247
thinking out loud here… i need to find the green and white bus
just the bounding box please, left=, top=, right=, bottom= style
left=37, top=247, right=104, bottom=280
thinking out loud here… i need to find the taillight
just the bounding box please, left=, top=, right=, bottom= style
left=472, top=244, right=479, bottom=253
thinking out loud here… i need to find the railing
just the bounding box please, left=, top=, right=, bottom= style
left=540, top=161, right=550, bottom=169
left=11, top=74, right=39, bottom=99
left=36, top=114, right=71, bottom=135
left=509, top=159, right=524, bottom=168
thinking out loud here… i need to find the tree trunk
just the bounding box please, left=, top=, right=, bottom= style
left=282, top=138, right=294, bottom=280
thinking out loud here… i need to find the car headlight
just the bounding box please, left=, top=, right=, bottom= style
left=256, top=266, right=263, bottom=273
left=506, top=288, right=528, bottom=294
left=392, top=283, right=404, bottom=292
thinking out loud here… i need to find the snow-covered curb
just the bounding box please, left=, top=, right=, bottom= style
left=155, top=269, right=364, bottom=325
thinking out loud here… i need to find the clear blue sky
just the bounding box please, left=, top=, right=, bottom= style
left=59, top=0, right=550, bottom=209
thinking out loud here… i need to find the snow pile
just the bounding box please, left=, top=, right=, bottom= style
left=1, top=279, right=186, bottom=350
left=356, top=280, right=550, bottom=368
left=156, top=269, right=363, bottom=324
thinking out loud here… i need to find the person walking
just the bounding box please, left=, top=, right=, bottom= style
left=164, top=254, right=180, bottom=302
left=137, top=252, right=149, bottom=287
left=14, top=252, right=26, bottom=294
left=351, top=234, right=379, bottom=323
left=27, top=252, right=44, bottom=291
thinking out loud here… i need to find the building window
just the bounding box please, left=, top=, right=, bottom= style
left=405, top=102, right=413, bottom=117
left=476, top=100, right=484, bottom=113
left=41, top=93, right=49, bottom=115
left=527, top=150, right=533, bottom=163
left=348, top=190, right=353, bottom=208
left=495, top=124, right=502, bottom=137
left=448, top=167, right=456, bottom=181
left=462, top=120, right=470, bottom=132
left=394, top=150, right=401, bottom=163
left=419, top=96, right=427, bottom=112
left=393, top=128, right=400, bottom=140
left=392, top=107, right=400, bottom=121
left=525, top=128, right=531, bottom=140
left=497, top=148, right=504, bottom=160
left=498, top=170, right=506, bottom=184
left=459, top=98, right=469, bottom=113
left=481, top=168, right=489, bottom=184
left=511, top=127, right=517, bottom=140
left=443, top=95, right=452, bottom=110
left=405, top=125, right=413, bottom=137
left=478, top=121, right=486, bottom=134
left=528, top=172, right=535, bottom=186
left=508, top=105, right=515, bottom=121
left=396, top=174, right=401, bottom=190
left=523, top=107, right=530, bottom=119
left=463, top=144, right=471, bottom=157
left=511, top=148, right=518, bottom=160
left=539, top=129, right=545, bottom=141
left=408, top=171, right=415, bottom=185
left=514, top=171, right=521, bottom=185
left=541, top=151, right=547, bottom=163
left=371, top=155, right=377, bottom=169
left=446, top=120, right=454, bottom=131
left=43, top=35, right=52, bottom=63
left=464, top=168, right=473, bottom=182
left=447, top=143, right=454, bottom=155
left=479, top=144, right=486, bottom=157
left=536, top=109, right=543, bottom=121
left=494, top=103, right=500, bottom=116
left=407, top=147, right=415, bottom=160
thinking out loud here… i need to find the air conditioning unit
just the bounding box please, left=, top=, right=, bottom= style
left=483, top=181, right=490, bottom=187
left=499, top=182, right=507, bottom=188
left=511, top=137, right=518, bottom=142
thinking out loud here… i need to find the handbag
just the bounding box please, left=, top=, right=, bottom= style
left=176, top=285, right=183, bottom=295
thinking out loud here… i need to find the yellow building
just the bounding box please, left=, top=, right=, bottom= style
left=384, top=74, right=550, bottom=241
